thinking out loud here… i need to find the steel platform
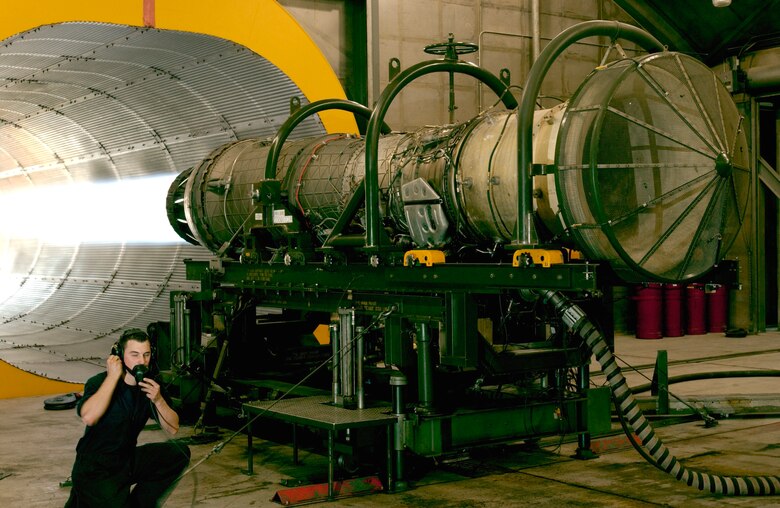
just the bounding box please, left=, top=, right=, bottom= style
left=242, top=395, right=395, bottom=499
left=244, top=395, right=394, bottom=430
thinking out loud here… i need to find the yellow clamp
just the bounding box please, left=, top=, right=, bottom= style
left=563, top=247, right=584, bottom=261
left=404, top=250, right=446, bottom=267
left=512, top=249, right=564, bottom=268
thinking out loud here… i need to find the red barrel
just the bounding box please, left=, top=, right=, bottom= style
left=706, top=284, right=728, bottom=333
left=635, top=283, right=663, bottom=339
left=685, top=283, right=707, bottom=335
left=663, top=283, right=685, bottom=337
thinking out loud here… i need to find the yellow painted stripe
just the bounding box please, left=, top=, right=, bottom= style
left=0, top=360, right=82, bottom=399
left=155, top=0, right=357, bottom=134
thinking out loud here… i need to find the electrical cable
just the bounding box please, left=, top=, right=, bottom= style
left=611, top=352, right=715, bottom=424
left=484, top=110, right=514, bottom=238
left=146, top=390, right=199, bottom=506
left=541, top=288, right=780, bottom=496
left=629, top=370, right=780, bottom=395
left=612, top=392, right=666, bottom=473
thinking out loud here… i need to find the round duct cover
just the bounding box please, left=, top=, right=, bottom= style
left=555, top=52, right=749, bottom=282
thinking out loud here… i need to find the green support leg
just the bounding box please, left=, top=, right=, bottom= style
left=415, top=322, right=435, bottom=414
left=652, top=350, right=669, bottom=414
left=574, top=364, right=598, bottom=460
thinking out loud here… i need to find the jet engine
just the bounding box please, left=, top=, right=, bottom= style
left=168, top=52, right=747, bottom=283
left=162, top=21, right=754, bottom=498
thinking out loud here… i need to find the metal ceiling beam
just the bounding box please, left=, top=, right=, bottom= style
left=345, top=0, right=369, bottom=132
left=612, top=0, right=697, bottom=56
left=707, top=0, right=780, bottom=63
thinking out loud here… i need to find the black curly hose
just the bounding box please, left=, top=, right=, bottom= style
left=542, top=289, right=780, bottom=495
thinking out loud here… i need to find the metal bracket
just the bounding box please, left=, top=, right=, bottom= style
left=389, top=58, right=401, bottom=81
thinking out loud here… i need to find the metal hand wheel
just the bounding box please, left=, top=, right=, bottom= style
left=424, top=33, right=478, bottom=61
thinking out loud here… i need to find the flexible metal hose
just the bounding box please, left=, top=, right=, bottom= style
left=542, top=289, right=780, bottom=495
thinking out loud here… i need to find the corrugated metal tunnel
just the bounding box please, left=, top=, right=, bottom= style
left=0, top=16, right=342, bottom=384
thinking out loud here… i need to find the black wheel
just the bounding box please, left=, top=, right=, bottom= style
left=44, top=392, right=81, bottom=410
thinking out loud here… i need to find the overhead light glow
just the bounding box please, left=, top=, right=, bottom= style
left=0, top=175, right=185, bottom=245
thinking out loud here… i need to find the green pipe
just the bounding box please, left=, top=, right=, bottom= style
left=324, top=235, right=366, bottom=247
left=515, top=20, right=664, bottom=246
left=390, top=372, right=408, bottom=491
left=364, top=60, right=517, bottom=250
left=415, top=322, right=435, bottom=413
left=264, top=98, right=391, bottom=180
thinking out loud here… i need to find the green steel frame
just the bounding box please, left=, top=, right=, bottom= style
left=165, top=21, right=670, bottom=492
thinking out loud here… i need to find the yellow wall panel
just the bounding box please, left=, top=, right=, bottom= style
left=0, top=0, right=141, bottom=35
left=153, top=0, right=357, bottom=134
left=0, top=360, right=82, bottom=399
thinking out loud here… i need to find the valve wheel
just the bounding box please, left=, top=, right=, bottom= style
left=424, top=33, right=478, bottom=61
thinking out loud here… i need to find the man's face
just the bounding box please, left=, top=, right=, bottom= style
left=123, top=339, right=151, bottom=370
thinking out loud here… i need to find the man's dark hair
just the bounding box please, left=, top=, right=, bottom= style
left=118, top=328, right=150, bottom=351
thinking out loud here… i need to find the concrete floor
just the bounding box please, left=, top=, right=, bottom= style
left=3, top=332, right=780, bottom=507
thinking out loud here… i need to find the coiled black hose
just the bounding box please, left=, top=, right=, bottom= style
left=542, top=289, right=780, bottom=495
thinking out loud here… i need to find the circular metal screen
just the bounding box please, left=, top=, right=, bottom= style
left=556, top=52, right=749, bottom=282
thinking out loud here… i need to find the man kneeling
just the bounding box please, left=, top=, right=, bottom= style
left=65, top=328, right=190, bottom=507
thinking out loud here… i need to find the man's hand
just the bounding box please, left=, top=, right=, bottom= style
left=107, top=355, right=124, bottom=381
left=139, top=378, right=162, bottom=404
left=140, top=378, right=180, bottom=434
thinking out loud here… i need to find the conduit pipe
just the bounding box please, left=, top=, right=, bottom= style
left=531, top=0, right=541, bottom=62
left=264, top=98, right=391, bottom=180
left=543, top=289, right=780, bottom=496
left=363, top=59, right=516, bottom=251
left=746, top=65, right=780, bottom=91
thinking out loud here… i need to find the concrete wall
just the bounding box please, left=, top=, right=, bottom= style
left=283, top=0, right=638, bottom=130
left=375, top=0, right=635, bottom=129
